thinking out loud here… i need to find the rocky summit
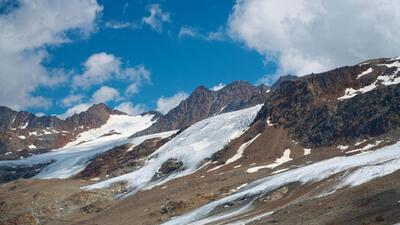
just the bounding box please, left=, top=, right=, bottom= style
left=1, top=58, right=400, bottom=225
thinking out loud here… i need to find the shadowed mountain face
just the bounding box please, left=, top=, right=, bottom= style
left=134, top=81, right=270, bottom=136
left=0, top=103, right=127, bottom=159
left=257, top=57, right=400, bottom=147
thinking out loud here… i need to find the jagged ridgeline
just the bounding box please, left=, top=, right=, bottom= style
left=1, top=57, right=400, bottom=225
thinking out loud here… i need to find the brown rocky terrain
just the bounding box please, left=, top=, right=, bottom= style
left=0, top=103, right=128, bottom=160
left=0, top=58, right=400, bottom=225
left=258, top=57, right=400, bottom=147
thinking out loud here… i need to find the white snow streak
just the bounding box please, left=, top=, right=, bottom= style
left=246, top=149, right=292, bottom=173
left=162, top=141, right=400, bottom=225
left=225, top=134, right=261, bottom=165
left=357, top=68, right=373, bottom=79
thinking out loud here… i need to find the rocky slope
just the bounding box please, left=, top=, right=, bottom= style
left=133, top=81, right=270, bottom=136
left=0, top=103, right=128, bottom=160
left=1, top=57, right=400, bottom=225
left=258, top=57, right=400, bottom=147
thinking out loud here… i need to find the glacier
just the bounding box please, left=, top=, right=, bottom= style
left=85, top=105, right=263, bottom=196
left=162, top=140, right=400, bottom=225
left=0, top=114, right=176, bottom=179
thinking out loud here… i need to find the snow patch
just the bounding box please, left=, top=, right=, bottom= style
left=28, top=144, right=37, bottom=149
left=17, top=135, right=26, bottom=139
left=338, top=81, right=378, bottom=100
left=225, top=134, right=261, bottom=165
left=337, top=145, right=349, bottom=150
left=20, top=121, right=29, bottom=129
left=303, top=148, right=311, bottom=156
left=266, top=117, right=274, bottom=127
left=357, top=68, right=373, bottom=79
left=247, top=149, right=292, bottom=173
left=346, top=140, right=383, bottom=154
left=377, top=74, right=400, bottom=86
left=355, top=140, right=367, bottom=146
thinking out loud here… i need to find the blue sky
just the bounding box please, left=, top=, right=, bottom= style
left=1, top=0, right=399, bottom=117
left=31, top=0, right=276, bottom=116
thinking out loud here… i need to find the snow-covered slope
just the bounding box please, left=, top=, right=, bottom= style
left=162, top=141, right=400, bottom=225
left=85, top=105, right=263, bottom=195
left=0, top=114, right=176, bottom=179
left=64, top=114, right=155, bottom=147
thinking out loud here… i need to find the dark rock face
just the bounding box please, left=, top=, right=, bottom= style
left=134, top=81, right=270, bottom=136
left=75, top=135, right=175, bottom=179
left=258, top=58, right=400, bottom=147
left=157, top=159, right=184, bottom=176
left=0, top=103, right=126, bottom=159
left=0, top=161, right=54, bottom=184
left=61, top=103, right=125, bottom=131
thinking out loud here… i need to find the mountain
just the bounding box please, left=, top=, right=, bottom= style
left=0, top=103, right=128, bottom=160
left=133, top=81, right=270, bottom=136
left=1, top=57, right=400, bottom=225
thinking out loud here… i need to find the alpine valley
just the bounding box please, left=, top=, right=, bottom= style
left=1, top=57, right=400, bottom=225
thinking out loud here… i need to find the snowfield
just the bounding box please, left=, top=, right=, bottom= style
left=0, top=114, right=176, bottom=178
left=85, top=105, right=263, bottom=195
left=162, top=141, right=400, bottom=225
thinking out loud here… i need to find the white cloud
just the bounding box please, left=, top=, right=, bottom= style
left=0, top=0, right=102, bottom=110
left=210, top=83, right=226, bottom=91
left=115, top=102, right=147, bottom=115
left=156, top=92, right=189, bottom=114
left=62, top=94, right=84, bottom=107
left=178, top=25, right=226, bottom=41
left=178, top=26, right=199, bottom=38
left=142, top=4, right=170, bottom=32
left=73, top=52, right=121, bottom=88
left=72, top=52, right=151, bottom=95
left=58, top=103, right=92, bottom=119
left=91, top=86, right=120, bottom=103
left=206, top=27, right=226, bottom=41
left=104, top=21, right=137, bottom=30
left=35, top=112, right=46, bottom=117
left=228, top=0, right=400, bottom=76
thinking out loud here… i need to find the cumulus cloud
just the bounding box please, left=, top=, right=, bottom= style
left=210, top=83, right=226, bottom=91
left=72, top=52, right=151, bottom=94
left=142, top=4, right=170, bottom=32
left=115, top=102, right=147, bottom=115
left=58, top=103, right=92, bottom=119
left=72, top=53, right=121, bottom=88
left=60, top=53, right=151, bottom=118
left=62, top=94, right=84, bottom=107
left=156, top=92, right=189, bottom=114
left=228, top=0, right=400, bottom=76
left=0, top=0, right=102, bottom=110
left=91, top=86, right=121, bottom=103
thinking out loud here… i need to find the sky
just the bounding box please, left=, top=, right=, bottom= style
left=1, top=0, right=400, bottom=117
